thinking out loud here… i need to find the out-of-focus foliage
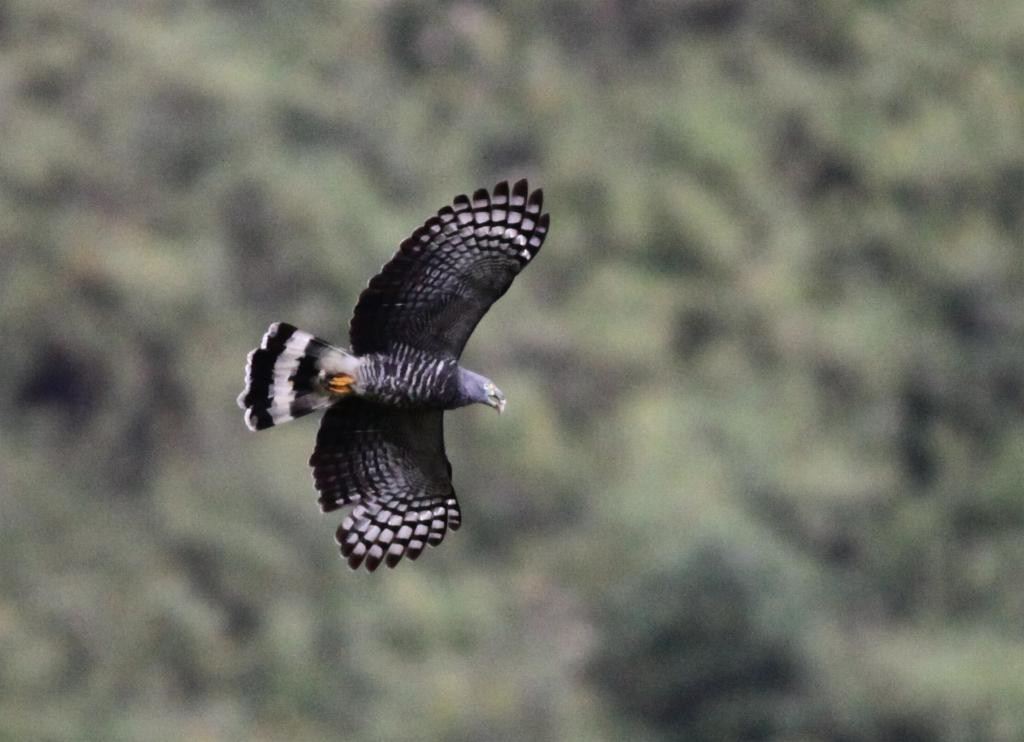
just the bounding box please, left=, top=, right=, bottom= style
left=2, top=0, right=1023, bottom=739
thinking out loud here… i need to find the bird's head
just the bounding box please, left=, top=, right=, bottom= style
left=459, top=368, right=506, bottom=413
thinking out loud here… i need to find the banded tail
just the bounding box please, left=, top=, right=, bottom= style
left=238, top=322, right=358, bottom=431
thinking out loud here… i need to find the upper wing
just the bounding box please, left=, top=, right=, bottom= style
left=349, top=179, right=549, bottom=358
left=308, top=399, right=461, bottom=571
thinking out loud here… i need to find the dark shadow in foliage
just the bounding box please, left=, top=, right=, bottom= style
left=176, top=540, right=261, bottom=640
left=221, top=178, right=280, bottom=299
left=877, top=715, right=941, bottom=742
left=618, top=0, right=750, bottom=50
left=548, top=0, right=748, bottom=65
left=672, top=305, right=723, bottom=359
left=941, top=284, right=997, bottom=343
left=108, top=337, right=190, bottom=495
left=775, top=113, right=863, bottom=203
left=899, top=373, right=938, bottom=489
left=479, top=133, right=540, bottom=176
left=277, top=103, right=354, bottom=149
left=757, top=0, right=860, bottom=69
left=384, top=1, right=475, bottom=78
left=211, top=0, right=267, bottom=14
left=19, top=62, right=73, bottom=105
left=588, top=544, right=802, bottom=741
left=16, top=342, right=105, bottom=430
left=137, top=86, right=225, bottom=190
left=384, top=1, right=433, bottom=76
left=993, top=163, right=1024, bottom=231
left=743, top=485, right=864, bottom=569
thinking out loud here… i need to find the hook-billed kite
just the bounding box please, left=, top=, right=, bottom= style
left=238, top=180, right=549, bottom=571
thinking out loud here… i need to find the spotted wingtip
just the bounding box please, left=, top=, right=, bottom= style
left=335, top=494, right=462, bottom=571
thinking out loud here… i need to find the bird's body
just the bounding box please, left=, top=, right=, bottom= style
left=237, top=180, right=549, bottom=571
left=353, top=345, right=462, bottom=408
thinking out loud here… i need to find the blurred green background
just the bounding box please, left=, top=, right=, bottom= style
left=3, top=1, right=1024, bottom=740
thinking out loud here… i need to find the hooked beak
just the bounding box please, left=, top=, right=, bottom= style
left=488, top=388, right=506, bottom=414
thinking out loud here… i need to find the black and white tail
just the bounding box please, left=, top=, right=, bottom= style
left=237, top=322, right=358, bottom=431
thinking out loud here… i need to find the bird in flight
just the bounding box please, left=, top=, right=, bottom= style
left=238, top=180, right=549, bottom=571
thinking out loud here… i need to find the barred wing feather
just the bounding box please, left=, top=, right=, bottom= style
left=309, top=400, right=461, bottom=571
left=349, top=179, right=549, bottom=358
